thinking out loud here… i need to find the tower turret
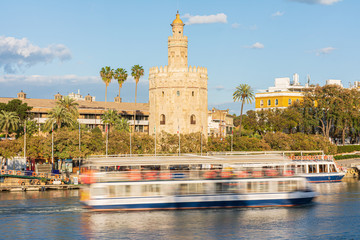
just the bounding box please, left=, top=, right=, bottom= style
left=168, top=11, right=188, bottom=69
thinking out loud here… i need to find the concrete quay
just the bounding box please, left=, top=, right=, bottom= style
left=0, top=184, right=80, bottom=192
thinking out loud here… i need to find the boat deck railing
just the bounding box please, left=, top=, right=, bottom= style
left=81, top=168, right=300, bottom=184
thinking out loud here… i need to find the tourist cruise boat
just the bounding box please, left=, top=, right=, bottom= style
left=290, top=155, right=345, bottom=183
left=79, top=155, right=316, bottom=211
left=216, top=151, right=345, bottom=183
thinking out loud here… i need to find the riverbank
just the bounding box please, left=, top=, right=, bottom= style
left=0, top=184, right=80, bottom=192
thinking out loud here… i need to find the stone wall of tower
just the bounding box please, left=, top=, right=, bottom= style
left=149, top=66, right=208, bottom=137
left=149, top=12, right=208, bottom=138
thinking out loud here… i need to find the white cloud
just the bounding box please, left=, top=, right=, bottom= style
left=215, top=85, right=225, bottom=91
left=0, top=74, right=149, bottom=85
left=231, top=23, right=240, bottom=29
left=289, top=0, right=342, bottom=5
left=182, top=13, right=227, bottom=25
left=272, top=11, right=285, bottom=17
left=0, top=74, right=100, bottom=84
left=316, top=47, right=335, bottom=55
left=0, top=36, right=72, bottom=73
left=245, top=42, right=265, bottom=49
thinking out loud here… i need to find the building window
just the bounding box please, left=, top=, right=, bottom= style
left=192, top=91, right=194, bottom=97
left=190, top=115, right=196, bottom=125
left=267, top=99, right=271, bottom=106
left=260, top=100, right=264, bottom=107
left=162, top=91, right=164, bottom=97
left=296, top=99, right=299, bottom=102
left=177, top=91, right=180, bottom=96
left=275, top=99, right=278, bottom=106
left=160, top=114, right=165, bottom=125
left=288, top=99, right=292, bottom=105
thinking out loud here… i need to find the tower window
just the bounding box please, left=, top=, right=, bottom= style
left=162, top=91, right=164, bottom=97
left=177, top=91, right=180, bottom=96
left=192, top=91, right=194, bottom=96
left=160, top=114, right=165, bottom=125
left=190, top=115, right=196, bottom=125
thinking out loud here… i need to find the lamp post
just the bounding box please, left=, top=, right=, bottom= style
left=105, top=123, right=108, bottom=158
left=51, top=123, right=54, bottom=167
left=178, top=125, right=180, bottom=156
left=24, top=120, right=26, bottom=168
left=79, top=122, right=81, bottom=172
left=154, top=126, right=156, bottom=157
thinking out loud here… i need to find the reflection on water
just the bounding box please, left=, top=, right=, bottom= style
left=1, top=181, right=360, bottom=240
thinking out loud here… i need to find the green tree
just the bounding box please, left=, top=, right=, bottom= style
left=113, top=68, right=128, bottom=100
left=233, top=84, right=255, bottom=136
left=44, top=105, right=76, bottom=131
left=100, top=66, right=114, bottom=110
left=0, top=99, right=32, bottom=121
left=115, top=117, right=130, bottom=132
left=101, top=109, right=119, bottom=132
left=0, top=110, right=20, bottom=139
left=131, top=65, right=144, bottom=131
left=56, top=96, right=79, bottom=120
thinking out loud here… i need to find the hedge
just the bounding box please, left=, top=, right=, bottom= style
left=334, top=154, right=360, bottom=160
left=337, top=145, right=360, bottom=154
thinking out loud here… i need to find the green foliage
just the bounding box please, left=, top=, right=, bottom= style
left=0, top=139, right=21, bottom=160
left=334, top=154, right=360, bottom=160
left=0, top=110, right=20, bottom=138
left=0, top=99, right=32, bottom=121
left=337, top=145, right=360, bottom=154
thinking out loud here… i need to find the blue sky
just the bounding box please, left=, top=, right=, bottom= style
left=0, top=0, right=358, bottom=114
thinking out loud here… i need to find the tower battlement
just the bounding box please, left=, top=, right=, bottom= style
left=149, top=66, right=208, bottom=74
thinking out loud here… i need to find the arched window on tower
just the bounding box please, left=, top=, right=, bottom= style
left=160, top=114, right=166, bottom=125
left=190, top=115, right=196, bottom=125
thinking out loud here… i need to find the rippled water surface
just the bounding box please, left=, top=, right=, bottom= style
left=1, top=180, right=360, bottom=240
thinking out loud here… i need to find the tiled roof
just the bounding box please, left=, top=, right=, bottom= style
left=0, top=97, right=149, bottom=114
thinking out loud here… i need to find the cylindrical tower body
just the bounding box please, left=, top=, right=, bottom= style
left=149, top=12, right=208, bottom=138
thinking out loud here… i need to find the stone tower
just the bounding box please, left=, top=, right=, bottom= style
left=149, top=12, right=208, bottom=137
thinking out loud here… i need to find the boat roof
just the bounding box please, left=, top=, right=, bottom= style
left=85, top=151, right=317, bottom=167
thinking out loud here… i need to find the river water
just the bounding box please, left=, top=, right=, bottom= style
left=0, top=180, right=359, bottom=240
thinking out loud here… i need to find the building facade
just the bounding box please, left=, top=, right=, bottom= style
left=208, top=108, right=234, bottom=137
left=148, top=12, right=208, bottom=137
left=255, top=73, right=306, bottom=110
left=0, top=91, right=149, bottom=133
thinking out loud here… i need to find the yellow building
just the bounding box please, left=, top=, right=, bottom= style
left=255, top=74, right=305, bottom=110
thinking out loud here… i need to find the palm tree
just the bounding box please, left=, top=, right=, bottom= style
left=44, top=105, right=75, bottom=131
left=233, top=84, right=255, bottom=136
left=131, top=65, right=144, bottom=132
left=101, top=109, right=119, bottom=132
left=100, top=66, right=114, bottom=110
left=113, top=68, right=128, bottom=100
left=115, top=117, right=130, bottom=132
left=56, top=96, right=79, bottom=120
left=0, top=110, right=20, bottom=139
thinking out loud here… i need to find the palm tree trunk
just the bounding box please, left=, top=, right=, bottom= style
left=134, top=82, right=138, bottom=133
left=119, top=85, right=121, bottom=99
left=105, top=85, right=108, bottom=110
left=238, top=100, right=245, bottom=136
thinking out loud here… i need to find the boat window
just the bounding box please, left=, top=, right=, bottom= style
left=258, top=181, right=269, bottom=193
left=330, top=164, right=337, bottom=173
left=109, top=185, right=116, bottom=197
left=278, top=181, right=289, bottom=192
left=247, top=182, right=257, bottom=193
left=142, top=184, right=161, bottom=196
left=188, top=183, right=206, bottom=194
left=319, top=164, right=326, bottom=173
left=289, top=181, right=298, bottom=192
left=308, top=165, right=317, bottom=173
left=91, top=187, right=108, bottom=197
